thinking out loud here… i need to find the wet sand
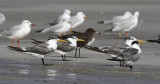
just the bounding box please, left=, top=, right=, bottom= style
left=0, top=0, right=160, bottom=84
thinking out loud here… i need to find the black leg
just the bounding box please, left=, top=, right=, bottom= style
left=62, top=55, right=64, bottom=61
left=129, top=66, right=133, bottom=71
left=75, top=48, right=77, bottom=58
left=119, top=61, right=122, bottom=66
left=42, top=58, right=45, bottom=66
left=79, top=48, right=81, bottom=58
left=64, top=55, right=66, bottom=61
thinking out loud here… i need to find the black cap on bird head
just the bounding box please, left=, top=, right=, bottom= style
left=86, top=28, right=95, bottom=33
left=48, top=36, right=59, bottom=41
left=131, top=41, right=139, bottom=46
left=86, top=28, right=100, bottom=34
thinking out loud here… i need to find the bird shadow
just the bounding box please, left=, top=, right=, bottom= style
left=43, top=64, right=55, bottom=66
left=76, top=57, right=88, bottom=58
left=71, top=56, right=88, bottom=58
left=99, top=64, right=120, bottom=67
left=52, top=55, right=88, bottom=59
left=113, top=37, right=126, bottom=39
left=104, top=34, right=118, bottom=36
left=47, top=59, right=72, bottom=62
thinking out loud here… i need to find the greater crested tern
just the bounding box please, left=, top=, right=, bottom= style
left=8, top=37, right=66, bottom=65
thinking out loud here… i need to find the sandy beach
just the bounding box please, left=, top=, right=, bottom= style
left=0, top=0, right=160, bottom=84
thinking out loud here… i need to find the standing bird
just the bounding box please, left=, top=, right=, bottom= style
left=0, top=13, right=6, bottom=25
left=36, top=19, right=72, bottom=36
left=48, top=9, right=71, bottom=26
left=104, top=11, right=140, bottom=37
left=70, top=12, right=88, bottom=32
left=32, top=28, right=99, bottom=58
left=8, top=37, right=66, bottom=66
left=55, top=36, right=84, bottom=61
left=85, top=36, right=144, bottom=68
left=59, top=28, right=100, bottom=58
left=0, top=20, right=35, bottom=48
left=30, top=36, right=85, bottom=61
left=107, top=40, right=142, bottom=70
left=98, top=11, right=132, bottom=25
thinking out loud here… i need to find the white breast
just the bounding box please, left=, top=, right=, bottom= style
left=87, top=37, right=95, bottom=46
left=55, top=49, right=67, bottom=55
left=25, top=52, right=44, bottom=58
left=46, top=40, right=58, bottom=50
left=10, top=25, right=31, bottom=40
left=72, top=17, right=84, bottom=28
left=55, top=22, right=71, bottom=34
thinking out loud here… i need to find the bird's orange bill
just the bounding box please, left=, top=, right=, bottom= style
left=77, top=39, right=85, bottom=41
left=137, top=39, right=145, bottom=45
left=58, top=39, right=67, bottom=42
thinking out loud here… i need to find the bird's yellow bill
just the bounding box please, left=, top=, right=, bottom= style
left=70, top=28, right=73, bottom=32
left=58, top=39, right=67, bottom=42
left=137, top=39, right=145, bottom=45
left=77, top=39, right=85, bottom=41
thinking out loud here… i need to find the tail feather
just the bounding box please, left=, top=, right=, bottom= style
left=104, top=20, right=113, bottom=25
left=84, top=46, right=108, bottom=53
left=48, top=23, right=55, bottom=26
left=8, top=46, right=26, bottom=52
left=104, top=28, right=113, bottom=32
left=35, top=29, right=44, bottom=33
left=107, top=58, right=124, bottom=61
left=32, top=42, right=39, bottom=44
left=30, top=38, right=44, bottom=44
left=97, top=20, right=113, bottom=25
left=71, top=31, right=80, bottom=34
left=147, top=40, right=160, bottom=44
left=47, top=21, right=57, bottom=26
left=97, top=21, right=104, bottom=24
left=8, top=46, right=45, bottom=58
